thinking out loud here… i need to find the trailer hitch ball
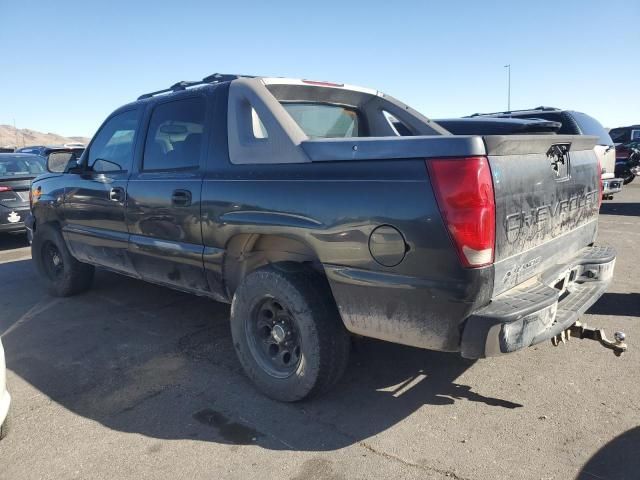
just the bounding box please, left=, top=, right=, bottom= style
left=551, top=321, right=628, bottom=357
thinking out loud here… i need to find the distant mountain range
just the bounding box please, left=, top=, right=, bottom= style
left=0, top=125, right=90, bottom=150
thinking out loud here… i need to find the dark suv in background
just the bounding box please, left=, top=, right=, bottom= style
left=609, top=125, right=640, bottom=145
left=15, top=145, right=85, bottom=159
left=608, top=125, right=640, bottom=184
left=469, top=107, right=622, bottom=199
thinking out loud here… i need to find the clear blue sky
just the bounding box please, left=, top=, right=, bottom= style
left=1, top=0, right=638, bottom=138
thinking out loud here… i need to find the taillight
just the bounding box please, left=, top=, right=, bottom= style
left=0, top=186, right=12, bottom=192
left=427, top=156, right=496, bottom=268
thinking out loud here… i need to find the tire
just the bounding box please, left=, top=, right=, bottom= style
left=32, top=223, right=94, bottom=297
left=0, top=410, right=10, bottom=440
left=230, top=263, right=350, bottom=402
left=623, top=174, right=635, bottom=185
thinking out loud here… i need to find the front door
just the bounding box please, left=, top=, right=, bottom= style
left=126, top=94, right=209, bottom=292
left=63, top=108, right=140, bottom=274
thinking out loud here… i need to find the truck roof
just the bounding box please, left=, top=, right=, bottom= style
left=135, top=73, right=379, bottom=102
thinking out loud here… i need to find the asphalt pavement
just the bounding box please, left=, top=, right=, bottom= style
left=0, top=183, right=638, bottom=480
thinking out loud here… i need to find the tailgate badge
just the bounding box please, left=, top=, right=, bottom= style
left=547, top=143, right=570, bottom=178
left=7, top=211, right=20, bottom=223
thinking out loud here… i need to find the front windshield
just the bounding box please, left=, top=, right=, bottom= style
left=0, top=155, right=46, bottom=178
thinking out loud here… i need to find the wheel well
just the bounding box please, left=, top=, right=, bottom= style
left=32, top=218, right=61, bottom=234
left=223, top=234, right=322, bottom=296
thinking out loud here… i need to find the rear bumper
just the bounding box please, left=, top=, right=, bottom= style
left=602, top=178, right=623, bottom=195
left=0, top=206, right=29, bottom=232
left=461, top=245, right=615, bottom=359
left=0, top=222, right=26, bottom=233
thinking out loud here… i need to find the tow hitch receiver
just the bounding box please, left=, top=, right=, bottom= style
left=551, top=321, right=627, bottom=357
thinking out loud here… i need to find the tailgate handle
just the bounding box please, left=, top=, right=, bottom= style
left=171, top=189, right=192, bottom=207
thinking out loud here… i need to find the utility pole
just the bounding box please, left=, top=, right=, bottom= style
left=504, top=64, right=511, bottom=111
left=13, top=118, right=18, bottom=148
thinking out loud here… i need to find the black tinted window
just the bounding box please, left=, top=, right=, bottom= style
left=281, top=103, right=360, bottom=138
left=514, top=112, right=578, bottom=135
left=143, top=97, right=205, bottom=171
left=569, top=112, right=613, bottom=146
left=0, top=155, right=45, bottom=178
left=88, top=110, right=138, bottom=172
left=608, top=128, right=629, bottom=144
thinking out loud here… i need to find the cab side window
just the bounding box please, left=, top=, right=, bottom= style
left=88, top=110, right=138, bottom=172
left=143, top=97, right=206, bottom=171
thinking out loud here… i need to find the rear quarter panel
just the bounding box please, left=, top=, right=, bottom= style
left=201, top=158, right=493, bottom=351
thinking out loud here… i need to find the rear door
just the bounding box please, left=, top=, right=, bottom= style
left=62, top=109, right=140, bottom=274
left=126, top=93, right=209, bottom=292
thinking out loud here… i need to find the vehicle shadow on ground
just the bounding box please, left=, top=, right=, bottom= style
left=588, top=292, right=640, bottom=317
left=2, top=265, right=522, bottom=452
left=599, top=201, right=640, bottom=216
left=576, top=427, right=640, bottom=480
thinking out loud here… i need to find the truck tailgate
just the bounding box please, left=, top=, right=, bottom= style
left=486, top=134, right=600, bottom=295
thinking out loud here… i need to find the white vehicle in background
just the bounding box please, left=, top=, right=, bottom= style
left=0, top=337, right=10, bottom=439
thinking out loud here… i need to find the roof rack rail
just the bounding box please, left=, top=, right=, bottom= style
left=137, top=73, right=254, bottom=100
left=468, top=106, right=561, bottom=117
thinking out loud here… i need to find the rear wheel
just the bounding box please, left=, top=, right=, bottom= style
left=230, top=263, right=350, bottom=402
left=32, top=224, right=94, bottom=297
left=623, top=174, right=635, bottom=185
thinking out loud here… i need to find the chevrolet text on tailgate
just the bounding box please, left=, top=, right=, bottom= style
left=27, top=74, right=627, bottom=401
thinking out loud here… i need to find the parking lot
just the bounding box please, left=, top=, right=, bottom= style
left=0, top=184, right=637, bottom=480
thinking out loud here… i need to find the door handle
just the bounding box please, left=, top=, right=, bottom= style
left=109, top=187, right=125, bottom=202
left=171, top=189, right=192, bottom=207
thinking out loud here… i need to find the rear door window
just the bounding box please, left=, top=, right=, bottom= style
left=143, top=97, right=206, bottom=171
left=281, top=103, right=361, bottom=138
left=0, top=155, right=45, bottom=178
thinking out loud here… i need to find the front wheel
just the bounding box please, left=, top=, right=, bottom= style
left=32, top=224, right=94, bottom=297
left=230, top=264, right=350, bottom=402
left=623, top=174, right=635, bottom=185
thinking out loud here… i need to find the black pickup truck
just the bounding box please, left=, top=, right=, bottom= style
left=28, top=74, right=621, bottom=401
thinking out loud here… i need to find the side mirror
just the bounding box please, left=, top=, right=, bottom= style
left=46, top=151, right=81, bottom=173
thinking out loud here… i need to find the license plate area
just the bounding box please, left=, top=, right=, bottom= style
left=552, top=268, right=580, bottom=300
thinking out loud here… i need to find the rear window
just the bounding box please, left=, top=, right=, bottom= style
left=609, top=128, right=629, bottom=144
left=569, top=111, right=613, bottom=146
left=514, top=112, right=577, bottom=134
left=281, top=103, right=361, bottom=138
left=0, top=155, right=46, bottom=178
